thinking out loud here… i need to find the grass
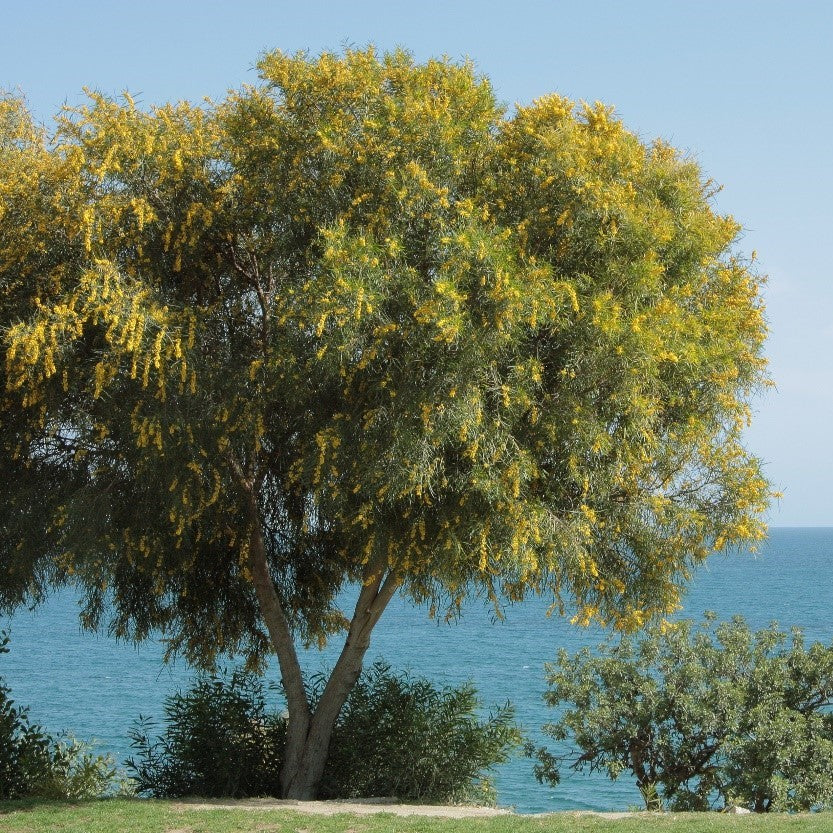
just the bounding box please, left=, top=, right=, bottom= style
left=2, top=800, right=833, bottom=833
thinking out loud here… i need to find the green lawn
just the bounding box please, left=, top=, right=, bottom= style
left=2, top=800, right=833, bottom=833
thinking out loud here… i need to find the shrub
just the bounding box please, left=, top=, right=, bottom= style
left=127, top=669, right=285, bottom=798
left=0, top=629, right=118, bottom=799
left=128, top=661, right=520, bottom=804
left=529, top=615, right=833, bottom=812
left=28, top=735, right=122, bottom=800
left=319, top=661, right=520, bottom=804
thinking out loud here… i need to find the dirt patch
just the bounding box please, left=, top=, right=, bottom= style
left=173, top=797, right=512, bottom=819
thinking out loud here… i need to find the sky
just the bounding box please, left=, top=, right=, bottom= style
left=2, top=0, right=831, bottom=526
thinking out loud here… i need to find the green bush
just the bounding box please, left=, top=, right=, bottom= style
left=318, top=662, right=520, bottom=804
left=0, top=629, right=118, bottom=799
left=127, top=669, right=285, bottom=798
left=529, top=614, right=833, bottom=812
left=128, top=661, right=520, bottom=804
left=30, top=735, right=123, bottom=800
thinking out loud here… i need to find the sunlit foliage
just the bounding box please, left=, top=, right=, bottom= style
left=531, top=616, right=833, bottom=812
left=0, top=49, right=770, bottom=795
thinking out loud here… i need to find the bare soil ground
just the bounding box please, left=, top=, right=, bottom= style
left=172, top=798, right=638, bottom=819
left=172, top=797, right=512, bottom=818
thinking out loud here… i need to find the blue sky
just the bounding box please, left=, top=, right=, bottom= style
left=3, top=0, right=831, bottom=525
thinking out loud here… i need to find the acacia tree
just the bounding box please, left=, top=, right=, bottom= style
left=0, top=49, right=770, bottom=798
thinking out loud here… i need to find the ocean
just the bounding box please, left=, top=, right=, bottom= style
left=3, top=527, right=832, bottom=812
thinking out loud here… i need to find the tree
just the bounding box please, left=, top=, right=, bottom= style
left=530, top=616, right=833, bottom=812
left=0, top=48, right=770, bottom=798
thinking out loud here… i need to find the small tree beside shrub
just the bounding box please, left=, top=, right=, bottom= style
left=128, top=661, right=520, bottom=804
left=529, top=615, right=833, bottom=812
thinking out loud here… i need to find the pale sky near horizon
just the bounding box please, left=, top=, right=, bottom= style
left=2, top=0, right=831, bottom=526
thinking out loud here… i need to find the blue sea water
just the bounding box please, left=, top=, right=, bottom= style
left=3, top=527, right=833, bottom=812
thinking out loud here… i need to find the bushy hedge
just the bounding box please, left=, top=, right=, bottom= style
left=128, top=661, right=520, bottom=804
left=127, top=669, right=285, bottom=798
left=529, top=614, right=833, bottom=812
left=1, top=630, right=118, bottom=799
left=318, top=662, right=519, bottom=804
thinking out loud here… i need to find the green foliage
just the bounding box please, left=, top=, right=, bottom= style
left=319, top=661, right=520, bottom=804
left=0, top=48, right=770, bottom=654
left=0, top=630, right=118, bottom=799
left=0, top=631, right=52, bottom=799
left=29, top=735, right=123, bottom=800
left=126, top=669, right=285, bottom=798
left=128, top=661, right=520, bottom=804
left=530, top=615, right=833, bottom=812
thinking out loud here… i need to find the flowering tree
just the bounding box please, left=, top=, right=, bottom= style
left=0, top=49, right=770, bottom=797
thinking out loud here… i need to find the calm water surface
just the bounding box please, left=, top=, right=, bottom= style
left=3, top=527, right=833, bottom=812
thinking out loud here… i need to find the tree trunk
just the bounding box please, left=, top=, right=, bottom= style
left=243, top=493, right=312, bottom=793
left=280, top=570, right=399, bottom=798
left=233, top=460, right=400, bottom=799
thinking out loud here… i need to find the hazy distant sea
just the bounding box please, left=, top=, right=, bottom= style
left=3, top=527, right=832, bottom=812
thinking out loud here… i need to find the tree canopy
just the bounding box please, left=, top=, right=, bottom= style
left=531, top=615, right=833, bottom=812
left=0, top=47, right=770, bottom=797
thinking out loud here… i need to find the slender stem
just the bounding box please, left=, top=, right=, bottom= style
left=245, top=495, right=310, bottom=725
left=229, top=447, right=401, bottom=798
left=227, top=450, right=312, bottom=791
left=282, top=565, right=400, bottom=798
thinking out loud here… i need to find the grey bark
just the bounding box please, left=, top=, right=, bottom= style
left=281, top=569, right=400, bottom=799
left=230, top=454, right=398, bottom=798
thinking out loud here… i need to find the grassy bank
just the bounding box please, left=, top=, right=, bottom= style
left=3, top=799, right=833, bottom=832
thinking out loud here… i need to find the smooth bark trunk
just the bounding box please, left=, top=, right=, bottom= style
left=233, top=462, right=398, bottom=799
left=244, top=492, right=312, bottom=793
left=280, top=570, right=399, bottom=799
